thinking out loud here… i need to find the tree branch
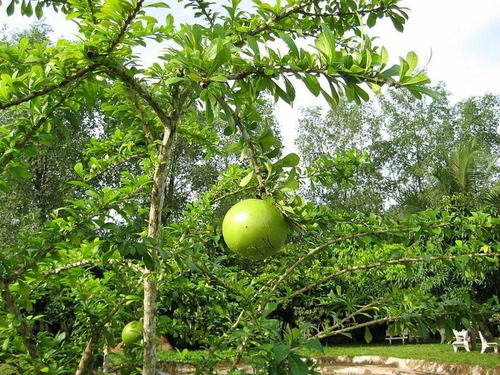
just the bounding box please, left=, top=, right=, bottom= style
left=216, top=95, right=270, bottom=196
left=106, top=0, right=146, bottom=53
left=283, top=252, right=500, bottom=303
left=261, top=223, right=450, bottom=311
left=0, top=280, right=40, bottom=362
left=0, top=64, right=99, bottom=111
left=75, top=296, right=129, bottom=375
left=314, top=311, right=451, bottom=340
left=0, top=75, right=92, bottom=173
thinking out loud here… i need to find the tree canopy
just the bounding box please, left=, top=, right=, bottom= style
left=1, top=1, right=499, bottom=375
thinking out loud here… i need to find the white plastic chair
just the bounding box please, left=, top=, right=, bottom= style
left=438, top=328, right=446, bottom=344
left=478, top=331, right=498, bottom=354
left=385, top=329, right=408, bottom=344
left=452, top=329, right=470, bottom=352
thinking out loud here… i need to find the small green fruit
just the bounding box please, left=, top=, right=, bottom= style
left=222, top=199, right=287, bottom=260
left=121, top=321, right=143, bottom=346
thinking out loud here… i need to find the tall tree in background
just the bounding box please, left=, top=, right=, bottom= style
left=296, top=100, right=386, bottom=213
left=295, top=87, right=500, bottom=215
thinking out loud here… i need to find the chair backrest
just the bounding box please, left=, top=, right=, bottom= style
left=478, top=331, right=487, bottom=343
left=453, top=329, right=468, bottom=342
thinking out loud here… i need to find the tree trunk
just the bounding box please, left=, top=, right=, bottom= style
left=143, top=125, right=176, bottom=375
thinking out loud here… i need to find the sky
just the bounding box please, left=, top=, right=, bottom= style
left=1, top=0, right=500, bottom=151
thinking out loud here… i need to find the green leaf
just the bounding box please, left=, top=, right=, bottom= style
left=261, top=302, right=277, bottom=318
left=364, top=326, right=373, bottom=343
left=18, top=280, right=31, bottom=300
left=407, top=85, right=441, bottom=100
left=74, top=162, right=84, bottom=178
left=35, top=2, right=43, bottom=18
left=9, top=165, right=32, bottom=179
left=281, top=176, right=299, bottom=193
left=279, top=32, right=299, bottom=56
left=406, top=51, right=418, bottom=75
left=145, top=2, right=171, bottom=8
left=381, top=64, right=400, bottom=79
left=23, top=1, right=33, bottom=16
left=380, top=46, right=389, bottom=69
left=321, top=25, right=336, bottom=56
left=304, top=338, right=323, bottom=353
left=400, top=73, right=430, bottom=86
left=165, top=77, right=187, bottom=85
left=2, top=337, right=9, bottom=351
left=303, top=73, right=321, bottom=97
left=273, top=344, right=290, bottom=363
left=239, top=171, right=254, bottom=187
left=367, top=13, right=377, bottom=28
left=208, top=46, right=231, bottom=75
left=288, top=353, right=308, bottom=375
left=390, top=13, right=405, bottom=32
left=246, top=35, right=260, bottom=57
left=209, top=75, right=227, bottom=82
left=103, top=326, right=115, bottom=348
left=7, top=1, right=15, bottom=16
left=281, top=153, right=300, bottom=167
left=315, top=26, right=336, bottom=62
left=398, top=56, right=409, bottom=78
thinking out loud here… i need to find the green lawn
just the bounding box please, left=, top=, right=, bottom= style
left=319, top=342, right=500, bottom=369
left=155, top=342, right=500, bottom=370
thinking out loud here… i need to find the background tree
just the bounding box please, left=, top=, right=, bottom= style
left=296, top=99, right=385, bottom=213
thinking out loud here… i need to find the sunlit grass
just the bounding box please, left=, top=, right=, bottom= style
left=319, top=342, right=500, bottom=368
left=111, top=341, right=500, bottom=371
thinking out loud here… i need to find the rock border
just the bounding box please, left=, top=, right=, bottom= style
left=316, top=355, right=500, bottom=375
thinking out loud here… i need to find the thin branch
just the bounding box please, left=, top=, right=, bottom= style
left=47, top=259, right=146, bottom=275
left=260, top=223, right=450, bottom=311
left=101, top=62, right=174, bottom=131
left=212, top=184, right=260, bottom=204
left=297, top=5, right=393, bottom=19
left=234, top=0, right=319, bottom=45
left=127, top=88, right=156, bottom=146
left=0, top=280, right=40, bottom=361
left=283, top=252, right=500, bottom=303
left=216, top=95, right=269, bottom=196
left=314, top=312, right=451, bottom=340
left=0, top=76, right=86, bottom=172
left=227, top=66, right=400, bottom=88
left=75, top=296, right=129, bottom=375
left=0, top=64, right=99, bottom=111
left=106, top=0, right=146, bottom=53
left=333, top=300, right=384, bottom=330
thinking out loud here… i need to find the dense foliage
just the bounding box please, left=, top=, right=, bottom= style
left=0, top=1, right=499, bottom=375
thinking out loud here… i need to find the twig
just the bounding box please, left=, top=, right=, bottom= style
left=283, top=252, right=500, bottom=302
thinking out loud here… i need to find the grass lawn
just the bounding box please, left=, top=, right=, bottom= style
left=154, top=342, right=500, bottom=370
left=319, top=342, right=500, bottom=368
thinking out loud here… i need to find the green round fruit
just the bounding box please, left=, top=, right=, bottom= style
left=121, top=321, right=143, bottom=346
left=222, top=199, right=287, bottom=260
